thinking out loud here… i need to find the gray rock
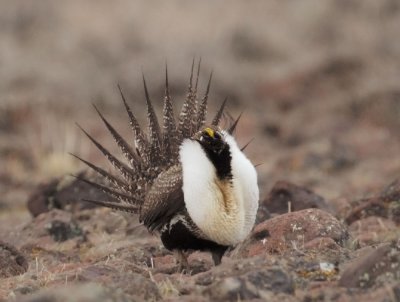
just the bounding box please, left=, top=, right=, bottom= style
left=204, top=267, right=294, bottom=301
left=17, top=283, right=133, bottom=302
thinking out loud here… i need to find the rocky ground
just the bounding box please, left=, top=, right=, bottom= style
left=1, top=1, right=400, bottom=301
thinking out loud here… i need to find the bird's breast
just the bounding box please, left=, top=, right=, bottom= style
left=179, top=138, right=256, bottom=246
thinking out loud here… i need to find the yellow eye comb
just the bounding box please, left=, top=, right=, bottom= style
left=204, top=127, right=215, bottom=138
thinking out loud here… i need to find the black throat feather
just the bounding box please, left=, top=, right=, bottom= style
left=201, top=143, right=232, bottom=180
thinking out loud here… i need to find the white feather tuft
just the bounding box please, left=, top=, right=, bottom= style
left=224, top=132, right=259, bottom=238
left=179, top=134, right=259, bottom=246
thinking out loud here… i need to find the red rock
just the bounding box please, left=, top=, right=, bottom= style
left=261, top=181, right=334, bottom=215
left=236, top=209, right=349, bottom=257
left=152, top=254, right=177, bottom=274
left=345, top=179, right=400, bottom=225
left=153, top=254, right=176, bottom=268
left=303, top=237, right=341, bottom=250
left=331, top=197, right=352, bottom=220
left=164, top=295, right=210, bottom=302
left=348, top=216, right=397, bottom=247
left=26, top=179, right=59, bottom=217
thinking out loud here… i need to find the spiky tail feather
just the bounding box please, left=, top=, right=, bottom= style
left=74, top=60, right=242, bottom=214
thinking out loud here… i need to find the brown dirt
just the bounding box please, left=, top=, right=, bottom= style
left=1, top=1, right=400, bottom=301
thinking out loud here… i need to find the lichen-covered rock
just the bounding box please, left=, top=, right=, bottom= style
left=0, top=241, right=28, bottom=278
left=300, top=282, right=400, bottom=302
left=19, top=209, right=85, bottom=248
left=194, top=257, right=295, bottom=301
left=236, top=209, right=349, bottom=257
left=46, top=219, right=84, bottom=242
left=204, top=268, right=295, bottom=301
left=339, top=241, right=400, bottom=288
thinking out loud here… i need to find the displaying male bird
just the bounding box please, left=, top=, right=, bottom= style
left=72, top=61, right=259, bottom=270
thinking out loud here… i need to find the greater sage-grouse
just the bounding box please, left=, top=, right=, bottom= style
left=72, top=61, right=259, bottom=269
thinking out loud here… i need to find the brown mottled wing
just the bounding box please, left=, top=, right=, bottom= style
left=140, top=165, right=185, bottom=231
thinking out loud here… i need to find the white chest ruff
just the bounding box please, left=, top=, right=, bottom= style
left=179, top=135, right=259, bottom=246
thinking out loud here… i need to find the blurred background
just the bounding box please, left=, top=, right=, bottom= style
left=1, top=0, right=400, bottom=225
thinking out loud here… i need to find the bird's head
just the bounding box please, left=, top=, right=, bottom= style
left=193, top=126, right=226, bottom=154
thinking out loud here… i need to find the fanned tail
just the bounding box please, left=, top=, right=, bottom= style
left=92, top=104, right=141, bottom=169
left=74, top=61, right=233, bottom=215
left=212, top=97, right=228, bottom=126
left=118, top=85, right=150, bottom=165
left=177, top=59, right=196, bottom=141
left=72, top=174, right=140, bottom=205
left=142, top=74, right=163, bottom=168
left=82, top=199, right=139, bottom=214
left=240, top=138, right=254, bottom=151
left=76, top=123, right=135, bottom=183
left=197, top=71, right=212, bottom=129
left=162, top=64, right=178, bottom=163
left=69, top=153, right=127, bottom=189
left=190, top=59, right=201, bottom=132
left=227, top=111, right=243, bottom=135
